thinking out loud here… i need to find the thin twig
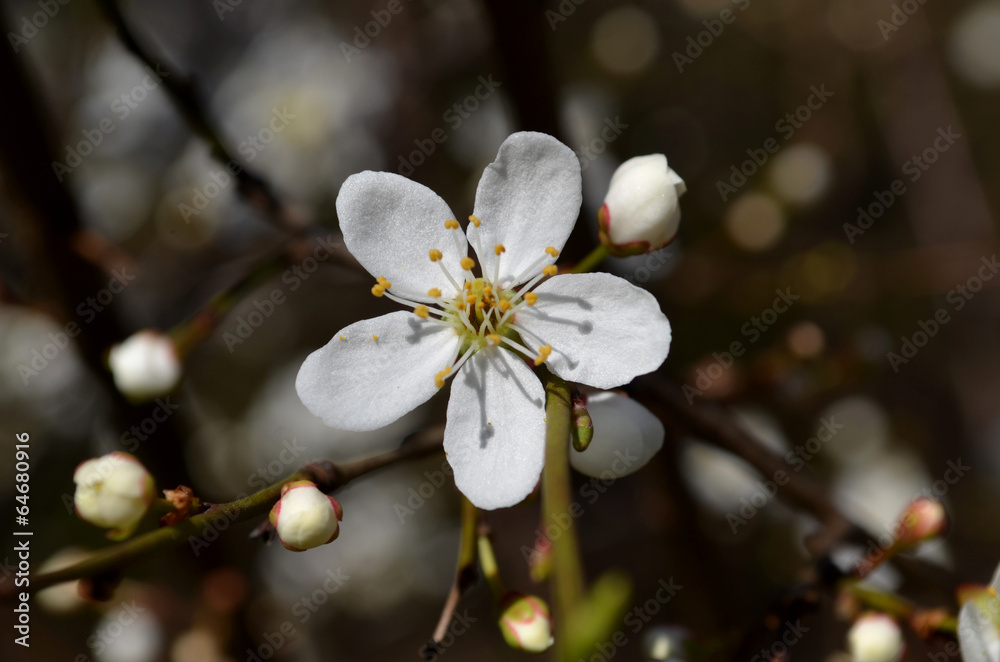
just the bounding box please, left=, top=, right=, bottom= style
left=16, top=427, right=444, bottom=595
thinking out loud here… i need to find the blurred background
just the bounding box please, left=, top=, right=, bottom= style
left=0, top=0, right=998, bottom=660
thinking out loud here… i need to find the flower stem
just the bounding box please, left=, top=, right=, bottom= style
left=427, top=497, right=480, bottom=656
left=477, top=524, right=506, bottom=602
left=571, top=245, right=610, bottom=274
left=542, top=371, right=586, bottom=659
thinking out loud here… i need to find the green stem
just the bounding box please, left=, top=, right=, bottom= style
left=477, top=527, right=506, bottom=603
left=542, top=371, right=585, bottom=659
left=23, top=428, right=444, bottom=594
left=430, top=497, right=480, bottom=648
left=571, top=245, right=610, bottom=274
left=840, top=579, right=958, bottom=634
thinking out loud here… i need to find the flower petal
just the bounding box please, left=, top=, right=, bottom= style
left=516, top=273, right=671, bottom=389
left=469, top=132, right=582, bottom=286
left=296, top=312, right=461, bottom=431
left=444, top=347, right=546, bottom=510
left=337, top=171, right=466, bottom=301
left=959, top=601, right=1000, bottom=662
left=569, top=391, right=664, bottom=478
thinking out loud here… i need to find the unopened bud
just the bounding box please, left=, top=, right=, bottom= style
left=571, top=392, right=593, bottom=452
left=268, top=480, right=343, bottom=552
left=73, top=452, right=155, bottom=540
left=894, top=497, right=948, bottom=547
left=599, top=154, right=686, bottom=256
left=108, top=330, right=181, bottom=401
left=847, top=613, right=904, bottom=662
left=498, top=593, right=554, bottom=653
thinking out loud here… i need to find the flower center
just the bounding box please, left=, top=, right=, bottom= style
left=368, top=216, right=557, bottom=389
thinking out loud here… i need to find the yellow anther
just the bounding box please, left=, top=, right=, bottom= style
left=429, top=249, right=443, bottom=262
left=533, top=344, right=553, bottom=366
left=414, top=305, right=429, bottom=319
left=499, top=299, right=512, bottom=312
left=476, top=300, right=486, bottom=310
left=377, top=276, right=389, bottom=284
left=487, top=334, right=502, bottom=345
left=483, top=286, right=492, bottom=296
left=464, top=281, right=472, bottom=290
left=545, top=246, right=559, bottom=257
left=460, top=257, right=476, bottom=271
left=524, top=292, right=538, bottom=306
left=466, top=294, right=478, bottom=304
left=542, top=265, right=558, bottom=276
left=371, top=284, right=386, bottom=297
left=444, top=219, right=460, bottom=230
left=494, top=244, right=506, bottom=256
left=339, top=335, right=346, bottom=341
left=468, top=215, right=481, bottom=228
left=372, top=334, right=379, bottom=341
left=434, top=366, right=452, bottom=388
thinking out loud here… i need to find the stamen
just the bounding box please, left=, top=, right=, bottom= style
left=542, top=265, right=558, bottom=276
left=493, top=244, right=505, bottom=284
left=545, top=247, right=559, bottom=257
left=428, top=288, right=442, bottom=298
left=498, top=299, right=512, bottom=312
left=512, top=252, right=558, bottom=286
left=460, top=257, right=476, bottom=271
left=339, top=335, right=346, bottom=341
left=377, top=276, right=391, bottom=286
left=487, top=333, right=502, bottom=345
left=468, top=215, right=481, bottom=228
left=524, top=292, right=538, bottom=306
left=533, top=345, right=553, bottom=366
left=372, top=335, right=379, bottom=341
left=371, top=284, right=386, bottom=297
left=494, top=244, right=506, bottom=256
left=429, top=249, right=443, bottom=262
left=444, top=219, right=460, bottom=230
left=434, top=367, right=451, bottom=388
left=414, top=306, right=429, bottom=319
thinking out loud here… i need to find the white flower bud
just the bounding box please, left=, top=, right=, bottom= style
left=569, top=391, right=664, bottom=479
left=599, top=154, right=686, bottom=256
left=108, top=330, right=181, bottom=401
left=74, top=452, right=155, bottom=538
left=848, top=613, right=904, bottom=662
left=643, top=624, right=689, bottom=660
left=269, top=480, right=343, bottom=552
left=498, top=593, right=554, bottom=653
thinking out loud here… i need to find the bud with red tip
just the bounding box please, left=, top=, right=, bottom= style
left=268, top=480, right=343, bottom=552
left=894, top=497, right=948, bottom=547
left=498, top=592, right=554, bottom=653
left=598, top=154, right=686, bottom=256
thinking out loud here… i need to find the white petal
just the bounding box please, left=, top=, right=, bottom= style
left=469, top=132, right=582, bottom=286
left=337, top=171, right=466, bottom=301
left=516, top=273, right=671, bottom=389
left=960, top=602, right=1000, bottom=662
left=296, top=312, right=461, bottom=431
left=444, top=347, right=546, bottom=510
left=569, top=392, right=664, bottom=478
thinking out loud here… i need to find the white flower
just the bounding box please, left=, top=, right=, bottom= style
left=959, top=562, right=1000, bottom=662
left=108, top=330, right=181, bottom=401
left=296, top=132, right=672, bottom=510
left=847, top=613, right=904, bottom=662
left=269, top=480, right=343, bottom=552
left=498, top=593, right=554, bottom=653
left=74, top=452, right=155, bottom=538
left=569, top=391, right=663, bottom=478
left=599, top=154, right=686, bottom=256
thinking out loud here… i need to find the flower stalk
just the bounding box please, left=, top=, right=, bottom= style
left=571, top=245, right=610, bottom=274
